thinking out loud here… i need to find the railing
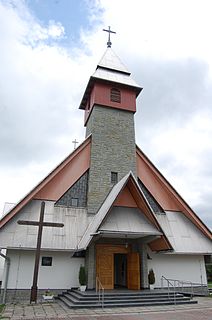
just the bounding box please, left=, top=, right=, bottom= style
left=161, top=276, right=209, bottom=298
left=96, top=277, right=104, bottom=309
left=161, top=276, right=177, bottom=305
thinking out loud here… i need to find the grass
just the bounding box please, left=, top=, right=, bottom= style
left=208, top=281, right=212, bottom=288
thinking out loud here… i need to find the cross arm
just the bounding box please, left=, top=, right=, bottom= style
left=18, top=220, right=64, bottom=228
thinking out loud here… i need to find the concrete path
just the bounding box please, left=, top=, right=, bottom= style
left=1, top=297, right=212, bottom=319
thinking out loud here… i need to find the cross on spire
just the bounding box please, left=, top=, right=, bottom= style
left=103, top=26, right=116, bottom=48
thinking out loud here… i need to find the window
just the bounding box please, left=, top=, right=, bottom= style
left=111, top=172, right=118, bottom=184
left=41, top=257, right=52, bottom=266
left=110, top=88, right=121, bottom=103
left=71, top=198, right=78, bottom=207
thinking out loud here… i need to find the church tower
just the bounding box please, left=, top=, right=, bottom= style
left=79, top=44, right=142, bottom=214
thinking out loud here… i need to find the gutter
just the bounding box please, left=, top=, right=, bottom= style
left=0, top=249, right=10, bottom=304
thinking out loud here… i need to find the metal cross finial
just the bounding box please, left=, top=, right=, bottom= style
left=72, top=139, right=79, bottom=149
left=103, top=26, right=116, bottom=48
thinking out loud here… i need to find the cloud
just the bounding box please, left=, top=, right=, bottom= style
left=0, top=0, right=103, bottom=214
left=0, top=0, right=211, bottom=230
left=0, top=0, right=92, bottom=169
left=132, top=58, right=212, bottom=227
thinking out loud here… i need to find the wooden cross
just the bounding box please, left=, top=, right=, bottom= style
left=103, top=26, right=116, bottom=47
left=72, top=139, right=79, bottom=149
left=18, top=201, right=64, bottom=303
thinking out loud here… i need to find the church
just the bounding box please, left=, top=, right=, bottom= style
left=0, top=30, right=212, bottom=303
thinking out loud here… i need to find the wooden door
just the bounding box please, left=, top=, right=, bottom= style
left=127, top=252, right=140, bottom=290
left=96, top=252, right=114, bottom=289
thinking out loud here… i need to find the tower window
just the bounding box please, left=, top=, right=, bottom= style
left=111, top=172, right=118, bottom=184
left=110, top=88, right=121, bottom=103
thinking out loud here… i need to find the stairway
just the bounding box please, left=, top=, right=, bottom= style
left=57, top=289, right=197, bottom=308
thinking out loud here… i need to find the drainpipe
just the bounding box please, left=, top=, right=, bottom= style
left=0, top=249, right=10, bottom=304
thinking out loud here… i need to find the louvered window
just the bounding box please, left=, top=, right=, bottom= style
left=110, top=88, right=121, bottom=103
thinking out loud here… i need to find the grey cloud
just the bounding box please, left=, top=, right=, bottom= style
left=137, top=58, right=209, bottom=124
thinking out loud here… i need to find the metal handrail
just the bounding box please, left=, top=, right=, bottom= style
left=161, top=275, right=177, bottom=305
left=96, top=277, right=104, bottom=309
left=161, top=276, right=209, bottom=298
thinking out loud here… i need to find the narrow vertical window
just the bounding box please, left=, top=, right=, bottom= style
left=111, top=172, right=118, bottom=184
left=110, top=88, right=121, bottom=103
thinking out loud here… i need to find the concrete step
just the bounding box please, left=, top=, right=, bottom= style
left=61, top=293, right=192, bottom=305
left=58, top=294, right=197, bottom=309
left=66, top=290, right=184, bottom=302
left=57, top=289, right=197, bottom=309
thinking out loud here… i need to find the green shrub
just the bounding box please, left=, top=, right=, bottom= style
left=79, top=265, right=86, bottom=285
left=0, top=304, right=5, bottom=314
left=206, top=265, right=212, bottom=281
left=148, top=269, right=155, bottom=285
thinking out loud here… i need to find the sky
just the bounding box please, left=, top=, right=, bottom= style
left=0, top=0, right=212, bottom=228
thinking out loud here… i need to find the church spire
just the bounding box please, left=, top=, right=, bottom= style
left=103, top=26, right=116, bottom=48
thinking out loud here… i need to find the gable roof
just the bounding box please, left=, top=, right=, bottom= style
left=78, top=171, right=172, bottom=251
left=136, top=145, right=212, bottom=241
left=0, top=135, right=91, bottom=230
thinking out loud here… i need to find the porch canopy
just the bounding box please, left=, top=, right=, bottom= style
left=78, top=172, right=171, bottom=251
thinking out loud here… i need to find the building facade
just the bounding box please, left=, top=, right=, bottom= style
left=0, top=46, right=212, bottom=302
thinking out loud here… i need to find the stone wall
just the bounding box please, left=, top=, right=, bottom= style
left=55, top=171, right=88, bottom=208
left=1, top=289, right=65, bottom=303
left=138, top=243, right=148, bottom=289
left=86, top=105, right=137, bottom=214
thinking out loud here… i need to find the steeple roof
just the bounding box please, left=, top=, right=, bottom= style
left=97, top=48, right=130, bottom=74
left=79, top=48, right=142, bottom=110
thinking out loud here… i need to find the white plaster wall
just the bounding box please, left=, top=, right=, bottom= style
left=148, top=252, right=207, bottom=287
left=3, top=249, right=84, bottom=289
left=0, top=200, right=91, bottom=250
left=0, top=256, right=4, bottom=282
left=0, top=249, right=6, bottom=283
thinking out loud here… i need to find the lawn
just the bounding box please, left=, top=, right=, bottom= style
left=208, top=281, right=212, bottom=288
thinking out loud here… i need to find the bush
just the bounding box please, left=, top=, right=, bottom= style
left=148, top=269, right=155, bottom=285
left=79, top=265, right=86, bottom=285
left=206, top=265, right=212, bottom=281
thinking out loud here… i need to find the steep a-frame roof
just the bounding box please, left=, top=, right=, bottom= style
left=136, top=145, right=212, bottom=241
left=0, top=135, right=91, bottom=229
left=78, top=172, right=172, bottom=251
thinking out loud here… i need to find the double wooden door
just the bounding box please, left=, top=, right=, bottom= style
left=96, top=244, right=140, bottom=290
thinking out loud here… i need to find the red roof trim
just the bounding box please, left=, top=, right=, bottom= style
left=0, top=136, right=92, bottom=229
left=136, top=145, right=212, bottom=240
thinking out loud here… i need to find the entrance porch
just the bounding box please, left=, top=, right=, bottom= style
left=96, top=244, right=140, bottom=290
left=86, top=238, right=152, bottom=291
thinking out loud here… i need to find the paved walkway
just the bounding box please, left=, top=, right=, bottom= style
left=1, top=297, right=212, bottom=319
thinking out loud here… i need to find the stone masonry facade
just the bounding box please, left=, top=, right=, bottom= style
left=86, top=105, right=137, bottom=214
left=138, top=179, right=164, bottom=214
left=55, top=171, right=88, bottom=208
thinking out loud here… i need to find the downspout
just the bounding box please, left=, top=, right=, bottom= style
left=0, top=249, right=10, bottom=304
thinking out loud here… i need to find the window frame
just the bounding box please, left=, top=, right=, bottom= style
left=111, top=171, right=118, bottom=184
